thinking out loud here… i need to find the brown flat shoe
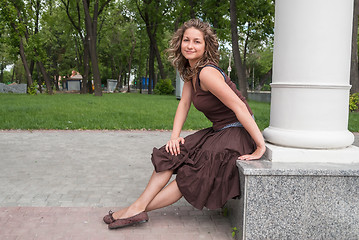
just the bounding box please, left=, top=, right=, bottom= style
left=108, top=211, right=149, bottom=229
left=103, top=210, right=115, bottom=224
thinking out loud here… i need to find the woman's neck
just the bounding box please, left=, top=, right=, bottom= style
left=188, top=59, right=198, bottom=68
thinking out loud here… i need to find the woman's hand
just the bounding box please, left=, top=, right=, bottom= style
left=165, top=137, right=185, bottom=156
left=238, top=145, right=266, bottom=161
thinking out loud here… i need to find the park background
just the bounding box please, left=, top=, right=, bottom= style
left=0, top=0, right=358, bottom=131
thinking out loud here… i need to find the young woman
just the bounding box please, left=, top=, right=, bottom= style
left=103, top=19, right=266, bottom=229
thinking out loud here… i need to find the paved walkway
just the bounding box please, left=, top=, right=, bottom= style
left=0, top=130, right=358, bottom=240
left=0, top=130, right=233, bottom=240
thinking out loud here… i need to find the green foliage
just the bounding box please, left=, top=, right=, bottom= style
left=13, top=58, right=26, bottom=83
left=350, top=93, right=359, bottom=112
left=222, top=207, right=228, bottom=217
left=1, top=71, right=13, bottom=84
left=232, top=227, right=239, bottom=238
left=154, top=79, right=175, bottom=95
left=261, top=84, right=271, bottom=91
left=27, top=81, right=38, bottom=95
left=0, top=0, right=277, bottom=94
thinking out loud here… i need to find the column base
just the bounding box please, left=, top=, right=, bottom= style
left=226, top=160, right=359, bottom=240
left=263, top=127, right=355, bottom=149
left=264, top=143, right=359, bottom=163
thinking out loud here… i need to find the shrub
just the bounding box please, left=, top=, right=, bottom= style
left=27, top=81, right=38, bottom=95
left=154, top=79, right=174, bottom=95
left=261, top=84, right=271, bottom=91
left=349, top=93, right=359, bottom=112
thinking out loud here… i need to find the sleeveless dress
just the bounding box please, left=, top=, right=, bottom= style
left=151, top=64, right=256, bottom=210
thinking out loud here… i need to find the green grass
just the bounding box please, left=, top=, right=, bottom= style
left=0, top=93, right=212, bottom=130
left=349, top=111, right=359, bottom=132
left=1, top=93, right=358, bottom=132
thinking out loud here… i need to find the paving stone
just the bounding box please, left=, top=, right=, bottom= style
left=0, top=130, right=235, bottom=239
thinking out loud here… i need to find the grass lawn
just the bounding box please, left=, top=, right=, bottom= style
left=0, top=93, right=358, bottom=132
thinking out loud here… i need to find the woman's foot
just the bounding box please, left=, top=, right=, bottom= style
left=103, top=210, right=115, bottom=224
left=103, top=207, right=128, bottom=224
left=108, top=211, right=149, bottom=229
left=118, top=205, right=145, bottom=220
left=111, top=207, right=129, bottom=220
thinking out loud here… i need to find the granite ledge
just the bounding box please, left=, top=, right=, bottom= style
left=236, top=160, right=359, bottom=176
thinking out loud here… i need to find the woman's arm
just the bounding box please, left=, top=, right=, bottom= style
left=199, top=67, right=266, bottom=160
left=165, top=80, right=193, bottom=156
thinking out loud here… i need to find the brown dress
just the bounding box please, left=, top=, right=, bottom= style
left=151, top=64, right=256, bottom=210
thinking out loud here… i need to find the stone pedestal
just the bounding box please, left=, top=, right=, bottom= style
left=226, top=160, right=359, bottom=240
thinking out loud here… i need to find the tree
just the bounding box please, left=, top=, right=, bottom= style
left=170, top=0, right=201, bottom=30
left=201, top=0, right=230, bottom=40
left=230, top=0, right=248, bottom=97
left=136, top=0, right=169, bottom=94
left=126, top=27, right=136, bottom=92
left=0, top=0, right=278, bottom=97
left=97, top=2, right=143, bottom=92
left=0, top=23, right=16, bottom=83
left=0, top=0, right=57, bottom=94
left=60, top=0, right=92, bottom=93
left=82, top=0, right=111, bottom=96
left=28, top=0, right=54, bottom=94
left=351, top=0, right=359, bottom=94
left=0, top=0, right=33, bottom=89
left=229, top=0, right=274, bottom=97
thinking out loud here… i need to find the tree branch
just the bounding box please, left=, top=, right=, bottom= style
left=59, top=0, right=82, bottom=35
left=98, top=0, right=112, bottom=16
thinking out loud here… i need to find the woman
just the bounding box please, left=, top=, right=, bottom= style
left=103, top=19, right=266, bottom=229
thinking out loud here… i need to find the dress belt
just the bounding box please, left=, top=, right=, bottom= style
left=219, top=122, right=243, bottom=131
left=218, top=115, right=255, bottom=131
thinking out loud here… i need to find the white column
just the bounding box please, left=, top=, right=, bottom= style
left=262, top=0, right=359, bottom=163
left=175, top=71, right=184, bottom=99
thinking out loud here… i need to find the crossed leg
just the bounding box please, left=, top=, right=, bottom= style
left=112, top=170, right=182, bottom=220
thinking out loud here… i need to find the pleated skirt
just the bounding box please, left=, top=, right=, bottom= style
left=151, top=126, right=256, bottom=210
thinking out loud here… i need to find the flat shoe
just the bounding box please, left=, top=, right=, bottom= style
left=108, top=211, right=149, bottom=229
left=103, top=210, right=115, bottom=224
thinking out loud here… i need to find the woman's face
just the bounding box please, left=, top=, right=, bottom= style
left=181, top=27, right=205, bottom=66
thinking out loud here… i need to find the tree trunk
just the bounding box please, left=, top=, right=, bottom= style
left=153, top=37, right=166, bottom=80
left=115, top=73, right=121, bottom=92
left=54, top=75, right=60, bottom=91
left=255, top=68, right=272, bottom=91
left=138, top=0, right=165, bottom=90
left=145, top=24, right=166, bottom=81
left=19, top=38, right=33, bottom=90
left=142, top=57, right=149, bottom=94
left=29, top=60, right=35, bottom=77
left=230, top=0, right=248, bottom=98
left=127, top=30, right=136, bottom=93
left=37, top=61, right=53, bottom=94
left=189, top=0, right=196, bottom=19
left=148, top=45, right=155, bottom=94
left=350, top=0, right=359, bottom=94
left=0, top=63, right=4, bottom=83
left=36, top=64, right=43, bottom=93
left=11, top=65, right=15, bottom=82
left=81, top=36, right=90, bottom=93
left=83, top=0, right=102, bottom=96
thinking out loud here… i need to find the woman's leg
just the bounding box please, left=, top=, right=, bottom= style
left=112, top=169, right=173, bottom=219
left=145, top=179, right=182, bottom=212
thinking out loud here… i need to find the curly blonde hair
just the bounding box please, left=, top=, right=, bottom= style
left=167, top=19, right=220, bottom=83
